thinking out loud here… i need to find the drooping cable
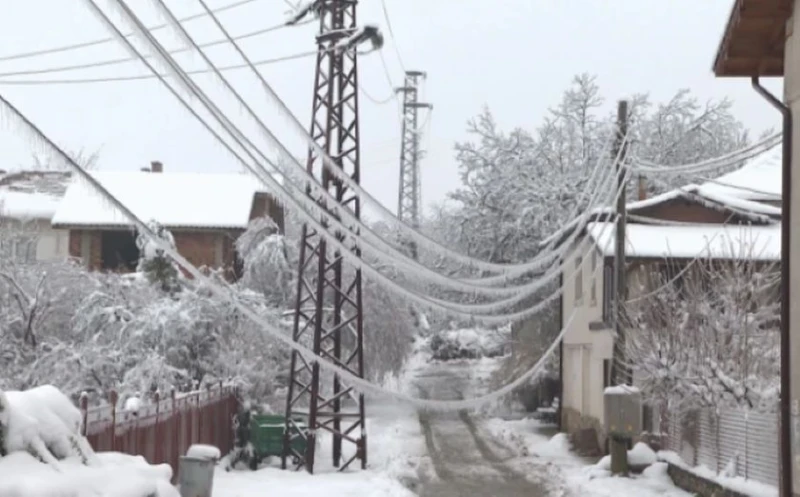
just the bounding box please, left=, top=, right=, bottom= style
left=0, top=0, right=259, bottom=62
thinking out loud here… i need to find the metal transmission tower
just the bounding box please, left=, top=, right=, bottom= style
left=282, top=0, right=380, bottom=474
left=396, top=71, right=432, bottom=258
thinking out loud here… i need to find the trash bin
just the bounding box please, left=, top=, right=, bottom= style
left=178, top=446, right=219, bottom=497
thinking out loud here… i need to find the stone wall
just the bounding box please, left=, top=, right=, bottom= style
left=666, top=463, right=750, bottom=497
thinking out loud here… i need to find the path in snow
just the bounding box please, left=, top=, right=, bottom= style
left=412, top=359, right=553, bottom=497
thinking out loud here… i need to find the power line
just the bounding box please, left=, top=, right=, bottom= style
left=0, top=50, right=317, bottom=85
left=0, top=0, right=260, bottom=62
left=379, top=0, right=406, bottom=72
left=0, top=20, right=310, bottom=78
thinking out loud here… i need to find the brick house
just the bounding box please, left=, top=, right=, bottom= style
left=550, top=149, right=781, bottom=454
left=50, top=162, right=284, bottom=279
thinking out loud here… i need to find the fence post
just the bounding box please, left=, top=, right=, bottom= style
left=171, top=388, right=179, bottom=477
left=80, top=392, right=89, bottom=437
left=109, top=390, right=118, bottom=452
left=154, top=391, right=162, bottom=464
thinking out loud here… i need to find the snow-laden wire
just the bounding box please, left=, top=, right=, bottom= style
left=379, top=0, right=406, bottom=72
left=88, top=0, right=635, bottom=323
left=0, top=19, right=313, bottom=78
left=0, top=0, right=259, bottom=62
left=106, top=0, right=630, bottom=304
left=0, top=90, right=623, bottom=412
left=171, top=0, right=632, bottom=280
left=0, top=51, right=319, bottom=85
left=631, top=133, right=781, bottom=175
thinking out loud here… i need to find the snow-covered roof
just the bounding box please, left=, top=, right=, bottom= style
left=51, top=171, right=271, bottom=229
left=696, top=147, right=781, bottom=201
left=0, top=170, right=71, bottom=220
left=587, top=222, right=780, bottom=261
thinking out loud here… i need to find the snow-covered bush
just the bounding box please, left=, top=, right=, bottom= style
left=625, top=254, right=780, bottom=414
left=136, top=220, right=181, bottom=294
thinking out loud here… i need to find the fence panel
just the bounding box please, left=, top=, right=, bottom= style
left=82, top=384, right=238, bottom=477
left=663, top=406, right=779, bottom=487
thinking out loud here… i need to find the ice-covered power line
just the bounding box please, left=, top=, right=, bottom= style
left=379, top=0, right=406, bottom=72
left=152, top=0, right=630, bottom=291
left=631, top=133, right=781, bottom=175
left=97, top=0, right=634, bottom=318
left=163, top=0, right=628, bottom=279
left=0, top=51, right=318, bottom=85
left=1, top=87, right=624, bottom=411
left=0, top=20, right=312, bottom=79
left=0, top=0, right=260, bottom=62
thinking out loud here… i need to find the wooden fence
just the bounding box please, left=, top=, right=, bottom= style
left=80, top=383, right=239, bottom=476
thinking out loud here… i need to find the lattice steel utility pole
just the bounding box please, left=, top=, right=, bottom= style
left=396, top=71, right=432, bottom=259
left=283, top=0, right=377, bottom=474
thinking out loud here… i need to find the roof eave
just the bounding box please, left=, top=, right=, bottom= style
left=713, top=0, right=791, bottom=77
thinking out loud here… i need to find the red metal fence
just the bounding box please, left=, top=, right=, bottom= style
left=80, top=383, right=239, bottom=476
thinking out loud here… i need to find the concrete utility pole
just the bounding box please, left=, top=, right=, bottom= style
left=611, top=99, right=629, bottom=387
left=396, top=70, right=432, bottom=259
left=282, top=0, right=371, bottom=474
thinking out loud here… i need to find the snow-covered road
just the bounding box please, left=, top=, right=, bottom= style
left=412, top=359, right=553, bottom=496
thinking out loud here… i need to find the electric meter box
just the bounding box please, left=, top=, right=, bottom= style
left=604, top=385, right=642, bottom=438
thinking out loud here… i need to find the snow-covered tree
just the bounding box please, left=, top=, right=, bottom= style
left=437, top=74, right=751, bottom=265
left=235, top=216, right=294, bottom=307
left=136, top=220, right=181, bottom=293
left=625, top=254, right=780, bottom=414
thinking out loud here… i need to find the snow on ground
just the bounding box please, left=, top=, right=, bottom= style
left=484, top=417, right=692, bottom=496
left=658, top=451, right=777, bottom=497
left=213, top=345, right=432, bottom=497
left=0, top=452, right=178, bottom=497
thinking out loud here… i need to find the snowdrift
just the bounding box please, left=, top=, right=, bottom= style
left=0, top=385, right=177, bottom=497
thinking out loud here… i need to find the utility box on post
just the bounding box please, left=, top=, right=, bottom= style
left=604, top=385, right=642, bottom=476
left=604, top=385, right=642, bottom=438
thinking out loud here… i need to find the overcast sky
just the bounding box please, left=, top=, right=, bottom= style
left=0, top=0, right=783, bottom=217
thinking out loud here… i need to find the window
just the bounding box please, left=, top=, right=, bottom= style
left=574, top=255, right=583, bottom=305
left=603, top=359, right=611, bottom=389
left=590, top=251, right=597, bottom=307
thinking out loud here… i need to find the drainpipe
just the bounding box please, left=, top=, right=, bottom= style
left=557, top=261, right=564, bottom=431
left=752, top=76, right=792, bottom=497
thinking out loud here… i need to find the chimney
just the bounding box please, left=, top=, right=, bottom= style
left=637, top=175, right=647, bottom=201
left=151, top=161, right=163, bottom=173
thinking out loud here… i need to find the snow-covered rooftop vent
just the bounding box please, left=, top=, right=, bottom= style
left=588, top=222, right=780, bottom=261
left=51, top=170, right=273, bottom=230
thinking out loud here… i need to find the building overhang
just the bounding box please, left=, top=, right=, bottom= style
left=713, top=0, right=792, bottom=77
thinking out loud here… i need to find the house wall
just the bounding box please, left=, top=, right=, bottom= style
left=68, top=229, right=240, bottom=278
left=0, top=218, right=70, bottom=262
left=560, top=240, right=613, bottom=454
left=250, top=193, right=285, bottom=232
left=785, top=7, right=800, bottom=492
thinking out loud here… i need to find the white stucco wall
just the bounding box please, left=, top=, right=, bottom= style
left=561, top=239, right=614, bottom=425
left=0, top=218, right=69, bottom=262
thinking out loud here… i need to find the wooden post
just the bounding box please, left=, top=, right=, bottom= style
left=79, top=392, right=89, bottom=438
left=109, top=390, right=119, bottom=453
left=610, top=100, right=630, bottom=474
